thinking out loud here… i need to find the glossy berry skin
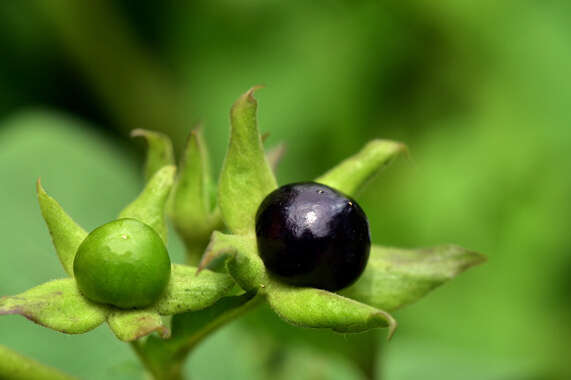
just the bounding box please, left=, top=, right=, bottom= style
left=255, top=182, right=370, bottom=291
left=73, top=218, right=171, bottom=309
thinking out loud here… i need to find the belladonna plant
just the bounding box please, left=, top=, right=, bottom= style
left=0, top=86, right=485, bottom=380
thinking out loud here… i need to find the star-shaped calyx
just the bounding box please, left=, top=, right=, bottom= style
left=197, top=86, right=486, bottom=339
left=0, top=166, right=234, bottom=342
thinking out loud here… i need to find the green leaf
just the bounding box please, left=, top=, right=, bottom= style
left=107, top=309, right=169, bottom=342
left=119, top=165, right=176, bottom=243
left=0, top=343, right=77, bottom=380
left=0, top=279, right=108, bottom=334
left=315, top=139, right=406, bottom=198
left=131, top=129, right=175, bottom=182
left=154, top=264, right=235, bottom=315
left=218, top=86, right=278, bottom=235
left=340, top=245, right=487, bottom=311
left=199, top=231, right=268, bottom=292
left=36, top=180, right=88, bottom=277
left=266, top=282, right=397, bottom=337
left=171, top=126, right=222, bottom=262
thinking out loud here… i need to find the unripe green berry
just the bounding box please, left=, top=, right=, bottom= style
left=73, top=218, right=171, bottom=309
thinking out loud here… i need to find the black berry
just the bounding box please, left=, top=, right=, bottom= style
left=255, top=182, right=371, bottom=291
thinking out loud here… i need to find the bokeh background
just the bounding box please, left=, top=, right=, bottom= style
left=1, top=1, right=570, bottom=379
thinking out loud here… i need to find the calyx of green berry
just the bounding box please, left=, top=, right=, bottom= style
left=0, top=165, right=234, bottom=342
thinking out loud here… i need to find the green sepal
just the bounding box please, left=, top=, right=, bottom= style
left=36, top=179, right=87, bottom=277
left=340, top=244, right=487, bottom=311
left=107, top=308, right=169, bottom=342
left=315, top=139, right=406, bottom=198
left=172, top=125, right=211, bottom=224
left=119, top=165, right=176, bottom=243
left=171, top=126, right=222, bottom=256
left=154, top=264, right=235, bottom=315
left=266, top=282, right=397, bottom=337
left=131, top=129, right=175, bottom=182
left=199, top=231, right=268, bottom=293
left=0, top=279, right=107, bottom=334
left=218, top=86, right=278, bottom=235
left=200, top=232, right=397, bottom=336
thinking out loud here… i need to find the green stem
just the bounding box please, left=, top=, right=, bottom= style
left=179, top=214, right=225, bottom=267
left=0, top=344, right=77, bottom=380
left=130, top=339, right=184, bottom=380
left=175, top=293, right=264, bottom=356
left=128, top=341, right=147, bottom=375
left=183, top=239, right=210, bottom=267
left=137, top=292, right=264, bottom=380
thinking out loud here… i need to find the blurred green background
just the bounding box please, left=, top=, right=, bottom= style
left=1, top=1, right=570, bottom=379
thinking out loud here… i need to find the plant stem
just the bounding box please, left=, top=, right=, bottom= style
left=0, top=344, right=77, bottom=380
left=135, top=292, right=264, bottom=380
left=183, top=240, right=209, bottom=267
left=175, top=292, right=264, bottom=356
left=130, top=339, right=179, bottom=380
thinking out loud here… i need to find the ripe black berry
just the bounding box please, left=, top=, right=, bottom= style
left=255, top=182, right=371, bottom=291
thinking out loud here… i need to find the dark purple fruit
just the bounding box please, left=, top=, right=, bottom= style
left=255, top=182, right=370, bottom=291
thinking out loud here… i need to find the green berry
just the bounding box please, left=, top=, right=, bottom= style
left=73, top=218, right=171, bottom=309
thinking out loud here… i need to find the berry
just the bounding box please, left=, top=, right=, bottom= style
left=73, top=218, right=171, bottom=309
left=255, top=182, right=370, bottom=291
